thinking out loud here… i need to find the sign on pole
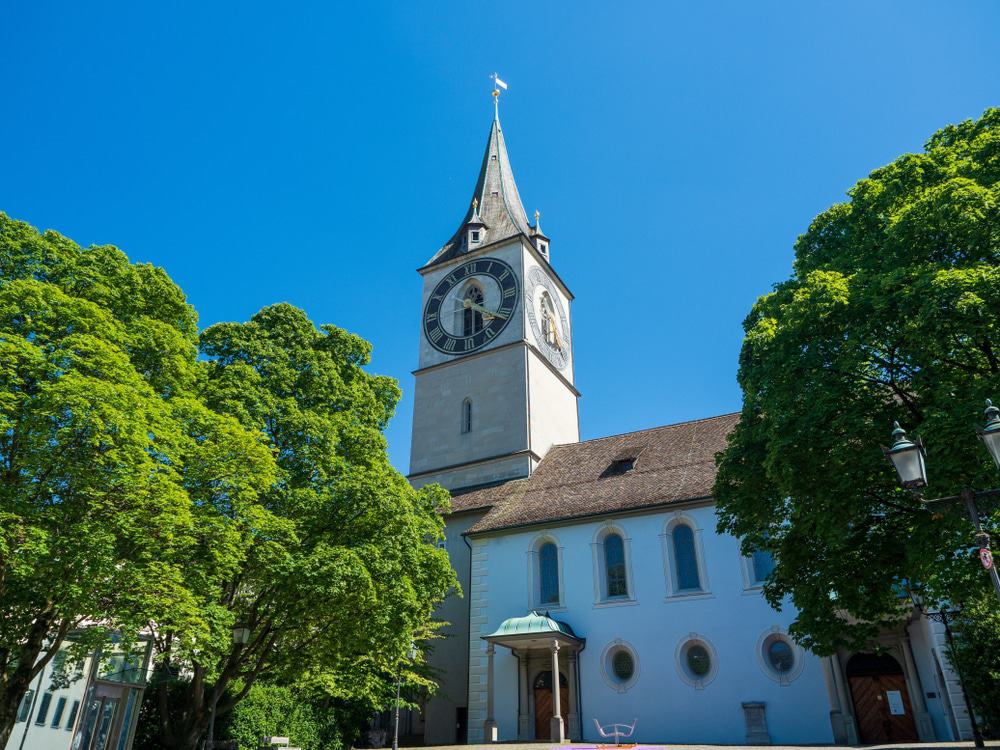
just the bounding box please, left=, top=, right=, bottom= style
left=981, top=548, right=994, bottom=570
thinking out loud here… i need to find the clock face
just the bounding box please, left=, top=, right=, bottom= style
left=525, top=266, right=570, bottom=370
left=423, top=258, right=519, bottom=354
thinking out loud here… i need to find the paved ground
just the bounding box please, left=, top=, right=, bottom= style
left=418, top=742, right=1000, bottom=750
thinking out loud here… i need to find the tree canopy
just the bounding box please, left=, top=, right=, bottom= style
left=0, top=212, right=272, bottom=748
left=149, top=303, right=456, bottom=749
left=715, top=108, right=1000, bottom=656
left=0, top=213, right=456, bottom=750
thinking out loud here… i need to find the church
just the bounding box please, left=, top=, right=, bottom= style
left=406, top=93, right=975, bottom=746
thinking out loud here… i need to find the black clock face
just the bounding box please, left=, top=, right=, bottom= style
left=423, top=258, right=519, bottom=354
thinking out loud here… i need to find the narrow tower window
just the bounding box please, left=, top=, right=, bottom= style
left=463, top=284, right=485, bottom=336
left=461, top=398, right=472, bottom=434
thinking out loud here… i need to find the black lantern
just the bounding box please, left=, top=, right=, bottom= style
left=882, top=422, right=927, bottom=490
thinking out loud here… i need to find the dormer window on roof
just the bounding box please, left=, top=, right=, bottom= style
left=600, top=447, right=645, bottom=478
left=601, top=457, right=636, bottom=478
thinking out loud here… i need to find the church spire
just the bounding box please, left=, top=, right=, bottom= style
left=424, top=108, right=532, bottom=268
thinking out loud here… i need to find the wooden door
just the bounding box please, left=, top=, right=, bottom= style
left=533, top=671, right=569, bottom=740
left=849, top=672, right=919, bottom=743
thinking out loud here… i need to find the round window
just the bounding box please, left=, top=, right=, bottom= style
left=612, top=649, right=634, bottom=681
left=767, top=638, right=794, bottom=673
left=685, top=644, right=711, bottom=677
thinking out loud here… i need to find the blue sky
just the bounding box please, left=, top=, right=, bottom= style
left=3, top=2, right=999, bottom=471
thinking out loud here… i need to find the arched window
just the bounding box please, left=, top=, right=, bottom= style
left=752, top=549, right=776, bottom=584
left=604, top=533, right=627, bottom=597
left=461, top=398, right=472, bottom=434
left=540, top=291, right=559, bottom=348
left=672, top=524, right=701, bottom=591
left=463, top=284, right=485, bottom=336
left=539, top=542, right=560, bottom=604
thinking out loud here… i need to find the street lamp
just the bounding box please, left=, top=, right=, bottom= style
left=882, top=422, right=927, bottom=490
left=977, top=399, right=1000, bottom=471
left=904, top=588, right=984, bottom=749
left=391, top=643, right=418, bottom=750
left=206, top=623, right=251, bottom=750
left=882, top=402, right=1000, bottom=605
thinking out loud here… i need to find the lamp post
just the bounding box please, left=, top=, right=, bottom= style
left=905, top=591, right=984, bottom=748
left=392, top=643, right=418, bottom=750
left=882, top=402, right=1000, bottom=604
left=205, top=624, right=251, bottom=750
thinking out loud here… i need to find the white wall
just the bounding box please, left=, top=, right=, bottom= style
left=526, top=349, right=579, bottom=459
left=5, top=648, right=92, bottom=750
left=467, top=504, right=836, bottom=745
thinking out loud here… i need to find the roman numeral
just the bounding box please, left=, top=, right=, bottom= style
left=464, top=338, right=475, bottom=351
left=443, top=338, right=457, bottom=352
left=498, top=269, right=510, bottom=281
left=428, top=327, right=444, bottom=343
left=468, top=262, right=478, bottom=274
left=431, top=294, right=444, bottom=303
left=503, top=287, right=516, bottom=299
left=446, top=275, right=458, bottom=286
left=484, top=327, right=497, bottom=339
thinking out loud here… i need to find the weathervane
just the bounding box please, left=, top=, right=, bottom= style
left=490, top=72, right=507, bottom=118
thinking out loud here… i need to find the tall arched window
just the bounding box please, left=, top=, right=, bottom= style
left=604, top=533, right=627, bottom=597
left=461, top=398, right=472, bottom=434
left=540, top=291, right=558, bottom=348
left=539, top=542, right=560, bottom=604
left=463, top=284, right=485, bottom=336
left=672, top=524, right=701, bottom=591
left=752, top=549, right=776, bottom=584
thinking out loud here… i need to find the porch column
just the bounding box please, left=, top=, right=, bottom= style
left=516, top=651, right=530, bottom=740
left=549, top=640, right=565, bottom=742
left=830, top=652, right=859, bottom=745
left=484, top=643, right=498, bottom=742
left=566, top=650, right=580, bottom=741
left=898, top=636, right=935, bottom=741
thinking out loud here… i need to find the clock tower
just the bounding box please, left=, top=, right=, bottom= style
left=408, top=107, right=580, bottom=493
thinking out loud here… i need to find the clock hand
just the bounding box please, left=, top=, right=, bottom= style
left=460, top=298, right=508, bottom=320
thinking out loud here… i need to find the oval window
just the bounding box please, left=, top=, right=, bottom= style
left=767, top=639, right=794, bottom=673
left=686, top=644, right=711, bottom=677
left=612, top=650, right=634, bottom=681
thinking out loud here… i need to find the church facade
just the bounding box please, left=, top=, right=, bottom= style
left=408, top=101, right=975, bottom=746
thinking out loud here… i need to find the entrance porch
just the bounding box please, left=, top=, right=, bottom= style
left=482, top=611, right=585, bottom=743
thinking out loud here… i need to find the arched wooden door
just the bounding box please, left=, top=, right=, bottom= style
left=533, top=670, right=568, bottom=740
left=846, top=653, right=919, bottom=744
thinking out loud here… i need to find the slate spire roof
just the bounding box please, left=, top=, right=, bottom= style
left=424, top=112, right=531, bottom=268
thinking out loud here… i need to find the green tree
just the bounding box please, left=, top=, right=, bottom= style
left=0, top=213, right=274, bottom=748
left=948, top=593, right=1000, bottom=732
left=715, top=108, right=1000, bottom=671
left=148, top=304, right=456, bottom=750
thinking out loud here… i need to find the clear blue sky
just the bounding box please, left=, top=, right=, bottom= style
left=3, top=2, right=998, bottom=471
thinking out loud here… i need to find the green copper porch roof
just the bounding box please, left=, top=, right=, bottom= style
left=486, top=611, right=578, bottom=639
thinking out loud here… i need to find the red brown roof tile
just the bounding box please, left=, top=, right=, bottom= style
left=461, top=413, right=739, bottom=535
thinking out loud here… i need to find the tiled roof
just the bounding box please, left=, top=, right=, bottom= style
left=462, top=413, right=739, bottom=535
left=423, top=114, right=531, bottom=269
